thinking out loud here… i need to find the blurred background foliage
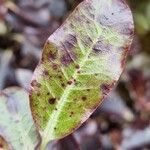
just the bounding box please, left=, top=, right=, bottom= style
left=0, top=0, right=150, bottom=150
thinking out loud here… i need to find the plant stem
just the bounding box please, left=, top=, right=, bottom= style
left=40, top=138, right=48, bottom=150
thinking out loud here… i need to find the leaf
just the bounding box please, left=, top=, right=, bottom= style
left=0, top=136, right=9, bottom=150
left=0, top=88, right=40, bottom=150
left=30, top=0, right=134, bottom=148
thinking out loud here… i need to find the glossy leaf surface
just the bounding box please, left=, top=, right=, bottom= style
left=30, top=0, right=134, bottom=146
left=0, top=88, right=40, bottom=150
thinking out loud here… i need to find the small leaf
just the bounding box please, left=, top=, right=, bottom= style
left=30, top=0, right=134, bottom=147
left=0, top=88, right=40, bottom=150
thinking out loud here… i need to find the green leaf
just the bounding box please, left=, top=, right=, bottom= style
left=0, top=88, right=40, bottom=150
left=30, top=0, right=134, bottom=148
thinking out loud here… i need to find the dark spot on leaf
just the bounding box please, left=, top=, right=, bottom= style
left=82, top=96, right=87, bottom=101
left=47, top=92, right=50, bottom=95
left=68, top=34, right=77, bottom=43
left=43, top=70, right=49, bottom=76
left=61, top=83, right=65, bottom=87
left=67, top=80, right=73, bottom=85
left=71, top=112, right=74, bottom=115
left=101, top=82, right=116, bottom=95
left=52, top=64, right=58, bottom=70
left=48, top=51, right=56, bottom=61
left=64, top=41, right=74, bottom=50
left=69, top=111, right=74, bottom=117
left=58, top=75, right=62, bottom=79
left=37, top=93, right=40, bottom=97
left=60, top=35, right=77, bottom=66
left=75, top=64, right=80, bottom=69
left=61, top=54, right=74, bottom=66
left=93, top=40, right=113, bottom=54
left=130, top=30, right=134, bottom=35
left=77, top=70, right=81, bottom=74
left=101, top=84, right=110, bottom=95
left=48, top=98, right=56, bottom=105
left=82, top=37, right=93, bottom=47
left=87, top=89, right=90, bottom=92
left=31, top=80, right=41, bottom=88
left=54, top=127, right=56, bottom=130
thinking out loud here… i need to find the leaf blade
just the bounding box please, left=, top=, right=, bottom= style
left=0, top=88, right=40, bottom=150
left=30, top=0, right=134, bottom=146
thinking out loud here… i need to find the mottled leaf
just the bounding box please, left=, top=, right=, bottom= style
left=30, top=0, right=134, bottom=148
left=0, top=88, right=40, bottom=150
